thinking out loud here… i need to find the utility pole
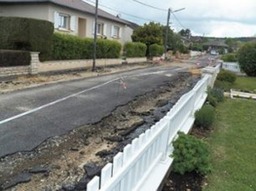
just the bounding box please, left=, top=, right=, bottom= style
left=164, top=8, right=185, bottom=60
left=164, top=8, right=171, bottom=60
left=92, top=0, right=99, bottom=71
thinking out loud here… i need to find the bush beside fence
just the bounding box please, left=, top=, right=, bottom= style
left=124, top=42, right=147, bottom=58
left=0, top=50, right=31, bottom=67
left=43, top=33, right=122, bottom=61
left=0, top=17, right=53, bottom=57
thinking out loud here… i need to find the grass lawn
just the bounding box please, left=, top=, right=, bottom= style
left=232, top=76, right=256, bottom=92
left=203, top=99, right=256, bottom=191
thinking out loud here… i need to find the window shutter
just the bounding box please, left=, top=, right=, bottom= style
left=54, top=11, right=59, bottom=28
left=70, top=15, right=76, bottom=31
left=103, top=23, right=107, bottom=36
left=111, top=25, right=115, bottom=37
left=92, top=21, right=95, bottom=34
left=119, top=27, right=122, bottom=38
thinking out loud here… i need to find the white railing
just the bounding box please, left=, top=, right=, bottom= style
left=222, top=62, right=241, bottom=73
left=87, top=65, right=220, bottom=191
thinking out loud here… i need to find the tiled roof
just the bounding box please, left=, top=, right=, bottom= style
left=0, top=0, right=128, bottom=24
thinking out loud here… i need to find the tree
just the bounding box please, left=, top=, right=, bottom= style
left=225, top=38, right=238, bottom=53
left=237, top=42, right=256, bottom=76
left=178, top=29, right=191, bottom=39
left=132, top=22, right=163, bottom=47
left=163, top=26, right=187, bottom=53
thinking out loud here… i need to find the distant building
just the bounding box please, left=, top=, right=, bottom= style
left=203, top=40, right=228, bottom=55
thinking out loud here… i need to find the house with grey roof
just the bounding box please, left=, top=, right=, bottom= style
left=0, top=0, right=134, bottom=44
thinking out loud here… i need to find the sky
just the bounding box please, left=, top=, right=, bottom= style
left=84, top=0, right=256, bottom=38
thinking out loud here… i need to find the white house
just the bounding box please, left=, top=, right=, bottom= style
left=0, top=0, right=135, bottom=44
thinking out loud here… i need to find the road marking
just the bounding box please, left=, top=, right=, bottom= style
left=0, top=67, right=184, bottom=125
left=0, top=78, right=119, bottom=125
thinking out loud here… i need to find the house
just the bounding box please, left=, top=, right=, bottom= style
left=203, top=40, right=229, bottom=55
left=0, top=0, right=134, bottom=44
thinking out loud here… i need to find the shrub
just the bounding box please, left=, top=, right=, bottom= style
left=44, top=33, right=121, bottom=61
left=237, top=42, right=256, bottom=76
left=208, top=87, right=224, bottom=103
left=195, top=105, right=215, bottom=129
left=0, top=50, right=31, bottom=67
left=149, top=44, right=164, bottom=57
left=217, top=69, right=237, bottom=84
left=172, top=132, right=211, bottom=175
left=123, top=42, right=147, bottom=58
left=221, top=53, right=237, bottom=62
left=207, top=94, right=218, bottom=107
left=0, top=17, right=53, bottom=57
left=214, top=80, right=232, bottom=91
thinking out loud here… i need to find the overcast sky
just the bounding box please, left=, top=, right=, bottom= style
left=85, top=0, right=256, bottom=37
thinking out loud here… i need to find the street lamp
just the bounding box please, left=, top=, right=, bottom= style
left=164, top=7, right=185, bottom=60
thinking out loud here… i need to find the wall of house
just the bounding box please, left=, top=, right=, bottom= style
left=48, top=4, right=129, bottom=44
left=0, top=4, right=50, bottom=20
left=0, top=3, right=133, bottom=44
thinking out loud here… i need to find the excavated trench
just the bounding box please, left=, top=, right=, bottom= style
left=0, top=72, right=199, bottom=191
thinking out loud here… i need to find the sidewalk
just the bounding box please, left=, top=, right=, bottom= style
left=0, top=59, right=195, bottom=94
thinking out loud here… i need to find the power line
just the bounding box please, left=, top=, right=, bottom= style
left=84, top=0, right=165, bottom=23
left=171, top=12, right=187, bottom=30
left=132, top=0, right=167, bottom=12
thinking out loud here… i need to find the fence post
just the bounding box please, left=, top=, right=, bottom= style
left=30, top=52, right=40, bottom=75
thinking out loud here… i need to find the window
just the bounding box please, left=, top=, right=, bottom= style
left=113, top=26, right=120, bottom=38
left=97, top=23, right=104, bottom=35
left=112, top=25, right=120, bottom=38
left=54, top=11, right=74, bottom=31
left=59, top=13, right=70, bottom=29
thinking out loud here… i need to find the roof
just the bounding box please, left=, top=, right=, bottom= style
left=0, top=0, right=128, bottom=25
left=203, top=41, right=229, bottom=48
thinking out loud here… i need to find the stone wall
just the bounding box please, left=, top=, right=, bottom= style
left=0, top=66, right=30, bottom=77
left=0, top=52, right=147, bottom=77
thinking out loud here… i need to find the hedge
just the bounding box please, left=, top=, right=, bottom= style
left=123, top=42, right=147, bottom=58
left=149, top=44, right=164, bottom=57
left=221, top=53, right=237, bottom=62
left=0, top=17, right=53, bottom=57
left=43, top=33, right=122, bottom=61
left=0, top=50, right=31, bottom=67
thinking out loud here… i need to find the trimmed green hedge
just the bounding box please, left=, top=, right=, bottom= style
left=149, top=44, right=164, bottom=57
left=43, top=33, right=122, bottom=61
left=221, top=53, right=237, bottom=62
left=123, top=42, right=147, bottom=58
left=0, top=17, right=53, bottom=56
left=0, top=50, right=31, bottom=67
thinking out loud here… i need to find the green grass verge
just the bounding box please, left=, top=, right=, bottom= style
left=203, top=99, right=256, bottom=191
left=232, top=76, right=256, bottom=92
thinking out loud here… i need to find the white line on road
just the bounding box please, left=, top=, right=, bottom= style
left=0, top=78, right=119, bottom=125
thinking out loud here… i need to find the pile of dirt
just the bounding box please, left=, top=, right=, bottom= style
left=0, top=72, right=199, bottom=191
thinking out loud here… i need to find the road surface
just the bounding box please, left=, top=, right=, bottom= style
left=0, top=64, right=191, bottom=157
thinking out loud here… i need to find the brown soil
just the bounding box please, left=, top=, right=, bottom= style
left=0, top=72, right=198, bottom=191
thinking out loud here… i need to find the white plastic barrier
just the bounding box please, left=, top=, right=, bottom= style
left=87, top=65, right=220, bottom=191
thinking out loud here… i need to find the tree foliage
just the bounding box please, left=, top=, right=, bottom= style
left=132, top=22, right=163, bottom=47
left=178, top=28, right=191, bottom=39
left=238, top=42, right=256, bottom=76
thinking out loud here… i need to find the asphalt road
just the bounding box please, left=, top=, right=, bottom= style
left=0, top=56, right=214, bottom=157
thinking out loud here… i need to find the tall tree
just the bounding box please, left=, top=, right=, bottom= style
left=178, top=29, right=191, bottom=39
left=132, top=22, right=163, bottom=47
